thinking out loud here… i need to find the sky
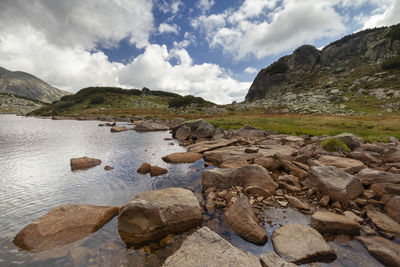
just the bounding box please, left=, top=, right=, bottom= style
left=0, top=0, right=399, bottom=104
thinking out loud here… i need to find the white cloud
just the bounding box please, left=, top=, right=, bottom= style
left=245, top=67, right=258, bottom=74
left=159, top=23, right=180, bottom=35
left=158, top=0, right=183, bottom=15
left=197, top=0, right=215, bottom=12
left=359, top=0, right=400, bottom=29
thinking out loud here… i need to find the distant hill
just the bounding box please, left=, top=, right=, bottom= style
left=0, top=67, right=70, bottom=103
left=0, top=93, right=46, bottom=115
left=244, top=23, right=400, bottom=115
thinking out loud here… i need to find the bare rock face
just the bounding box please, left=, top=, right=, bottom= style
left=222, top=196, right=268, bottom=244
left=317, top=155, right=366, bottom=174
left=13, top=204, right=119, bottom=252
left=70, top=157, right=102, bottom=171
left=367, top=210, right=400, bottom=237
left=307, top=166, right=364, bottom=206
left=271, top=223, right=336, bottom=264
left=260, top=251, right=297, bottom=267
left=202, top=165, right=278, bottom=194
left=118, top=188, right=202, bottom=247
left=162, top=227, right=261, bottom=267
left=173, top=119, right=215, bottom=142
left=355, top=168, right=400, bottom=185
left=385, top=196, right=400, bottom=223
left=356, top=236, right=400, bottom=267
left=134, top=122, right=169, bottom=131
left=162, top=152, right=203, bottom=164
left=311, top=211, right=360, bottom=234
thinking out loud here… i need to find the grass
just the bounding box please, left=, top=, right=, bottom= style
left=321, top=138, right=350, bottom=152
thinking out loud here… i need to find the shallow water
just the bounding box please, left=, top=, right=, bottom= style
left=0, top=115, right=384, bottom=266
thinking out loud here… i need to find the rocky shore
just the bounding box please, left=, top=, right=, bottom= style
left=13, top=117, right=400, bottom=266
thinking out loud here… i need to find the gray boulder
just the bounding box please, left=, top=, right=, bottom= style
left=333, top=133, right=363, bottom=150
left=173, top=119, right=215, bottom=141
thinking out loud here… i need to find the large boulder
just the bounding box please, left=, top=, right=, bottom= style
left=173, top=119, right=215, bottom=141
left=317, top=155, right=366, bottom=174
left=162, top=152, right=203, bottom=163
left=162, top=227, right=261, bottom=267
left=356, top=236, right=400, bottom=267
left=307, top=166, right=364, bottom=206
left=134, top=122, right=169, bottom=131
left=13, top=204, right=119, bottom=252
left=367, top=210, right=400, bottom=237
left=118, top=188, right=202, bottom=246
left=70, top=157, right=102, bottom=171
left=333, top=133, right=363, bottom=150
left=385, top=196, right=400, bottom=223
left=355, top=168, right=400, bottom=185
left=271, top=223, right=336, bottom=264
left=222, top=196, right=268, bottom=244
left=311, top=211, right=360, bottom=234
left=202, top=165, right=278, bottom=194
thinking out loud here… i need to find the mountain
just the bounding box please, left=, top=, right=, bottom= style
left=0, top=93, right=45, bottom=115
left=0, top=67, right=70, bottom=103
left=244, top=23, right=400, bottom=115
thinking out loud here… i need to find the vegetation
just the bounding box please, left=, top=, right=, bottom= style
left=321, top=138, right=350, bottom=152
left=265, top=59, right=289, bottom=74
left=89, top=96, right=105, bottom=105
left=385, top=23, right=400, bottom=41
left=324, top=26, right=387, bottom=49
left=382, top=56, right=400, bottom=70
left=168, top=95, right=214, bottom=108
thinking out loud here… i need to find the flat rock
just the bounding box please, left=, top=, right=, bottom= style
left=162, top=152, right=203, bottom=163
left=149, top=166, right=168, bottom=176
left=118, top=188, right=202, bottom=246
left=70, top=157, right=102, bottom=171
left=222, top=196, right=268, bottom=244
left=308, top=166, right=364, bottom=206
left=202, top=165, right=278, bottom=195
left=355, top=168, right=400, bottom=185
left=311, top=211, right=360, bottom=234
left=187, top=139, right=239, bottom=153
left=356, top=236, right=400, bottom=267
left=367, top=210, right=400, bottom=237
left=13, top=204, right=119, bottom=252
left=110, top=126, right=128, bottom=132
left=284, top=195, right=310, bottom=211
left=134, top=122, right=169, bottom=131
left=370, top=182, right=400, bottom=196
left=258, top=145, right=297, bottom=157
left=203, top=146, right=262, bottom=167
left=317, top=155, right=366, bottom=174
left=385, top=196, right=400, bottom=223
left=271, top=223, right=336, bottom=264
left=162, top=227, right=261, bottom=267
left=281, top=160, right=308, bottom=179
left=260, top=251, right=297, bottom=267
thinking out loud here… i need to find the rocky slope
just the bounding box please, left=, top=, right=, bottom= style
left=0, top=93, right=45, bottom=115
left=245, top=23, right=400, bottom=115
left=0, top=67, right=69, bottom=103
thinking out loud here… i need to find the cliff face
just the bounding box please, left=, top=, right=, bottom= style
left=0, top=67, right=69, bottom=103
left=244, top=24, right=400, bottom=114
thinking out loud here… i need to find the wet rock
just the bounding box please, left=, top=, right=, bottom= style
left=162, top=152, right=203, bottom=163
left=137, top=162, right=151, bottom=174
left=118, top=188, right=202, bottom=247
left=355, top=168, right=400, bottom=185
left=163, top=227, right=261, bottom=267
left=284, top=195, right=310, bottom=211
left=385, top=196, right=400, bottom=223
left=260, top=251, right=296, bottom=267
left=334, top=133, right=363, bottom=150
left=205, top=192, right=216, bottom=214
left=317, top=155, right=366, bottom=174
left=104, top=165, right=114, bottom=170
left=110, top=126, right=128, bottom=132
left=356, top=236, right=400, bottom=267
left=222, top=196, right=268, bottom=244
left=311, top=211, right=360, bottom=234
left=367, top=210, right=400, bottom=237
left=308, top=166, right=364, bottom=206
left=70, top=157, right=102, bottom=171
left=271, top=223, right=336, bottom=264
left=13, top=204, right=119, bottom=252
left=134, top=122, right=169, bottom=131
left=202, top=165, right=278, bottom=195
left=150, top=166, right=168, bottom=176
left=173, top=119, right=215, bottom=142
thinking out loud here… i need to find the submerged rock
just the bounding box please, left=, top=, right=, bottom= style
left=311, top=211, right=360, bottom=234
left=356, top=236, right=400, bottom=267
left=222, top=196, right=268, bottom=244
left=162, top=227, right=261, bottom=267
left=271, top=223, right=336, bottom=264
left=162, top=152, right=203, bottom=163
left=13, top=204, right=119, bottom=252
left=70, top=157, right=102, bottom=171
left=118, top=188, right=202, bottom=247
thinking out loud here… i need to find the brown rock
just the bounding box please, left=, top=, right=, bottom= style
left=356, top=236, right=400, bottom=267
left=367, top=210, right=400, bottom=237
left=203, top=146, right=262, bottom=168
left=187, top=139, right=240, bottom=154
left=244, top=185, right=271, bottom=198
left=118, top=188, right=202, bottom=246
left=284, top=195, right=310, bottom=211
left=355, top=168, right=400, bottom=185
left=385, top=196, right=400, bottom=223
left=13, top=204, right=119, bottom=252
left=370, top=182, right=400, bottom=196
left=254, top=157, right=279, bottom=171
left=281, top=160, right=308, bottom=179
left=311, top=211, right=360, bottom=234
left=222, top=196, right=268, bottom=244
left=70, top=157, right=101, bottom=171
left=317, top=155, right=366, bottom=174
left=110, top=126, right=128, bottom=132
left=134, top=122, right=169, bottom=131
left=162, top=152, right=203, bottom=164
left=137, top=162, right=151, bottom=174
left=260, top=251, right=296, bottom=267
left=104, top=165, right=114, bottom=171
left=319, top=196, right=330, bottom=207
left=150, top=166, right=168, bottom=176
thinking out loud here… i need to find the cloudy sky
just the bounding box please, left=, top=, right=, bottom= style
left=0, top=0, right=399, bottom=104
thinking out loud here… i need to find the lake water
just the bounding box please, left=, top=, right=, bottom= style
left=0, top=115, right=384, bottom=266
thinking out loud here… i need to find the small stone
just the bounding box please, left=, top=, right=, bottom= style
left=319, top=196, right=330, bottom=207
left=363, top=190, right=376, bottom=199
left=137, top=162, right=151, bottom=174
left=150, top=166, right=168, bottom=176
left=260, top=251, right=296, bottom=267
left=331, top=201, right=342, bottom=210
left=104, top=165, right=114, bottom=171
left=361, top=225, right=376, bottom=235
left=343, top=211, right=363, bottom=223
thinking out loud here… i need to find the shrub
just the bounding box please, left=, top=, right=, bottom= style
left=169, top=95, right=212, bottom=108
left=382, top=56, right=400, bottom=70
left=321, top=138, right=350, bottom=152
left=90, top=96, right=105, bottom=105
